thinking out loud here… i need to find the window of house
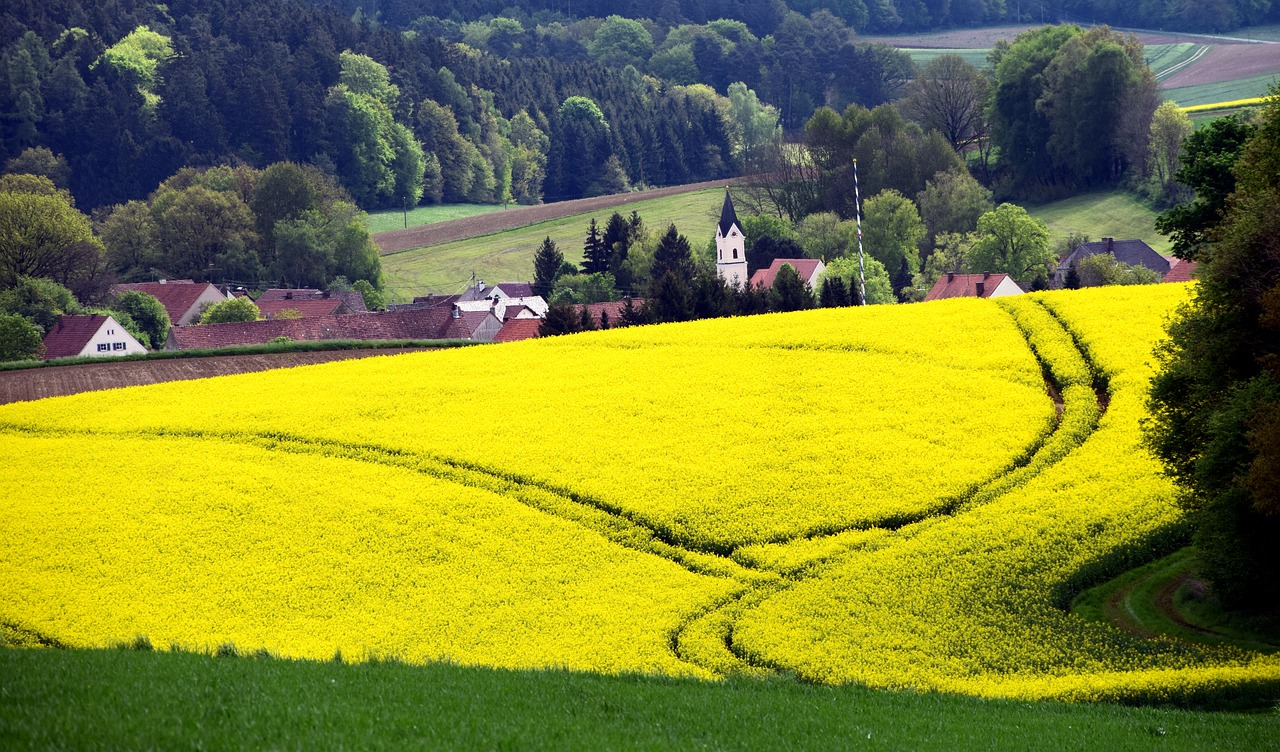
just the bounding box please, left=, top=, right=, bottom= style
left=733, top=249, right=738, bottom=259
left=97, top=343, right=110, bottom=352
left=113, top=342, right=126, bottom=351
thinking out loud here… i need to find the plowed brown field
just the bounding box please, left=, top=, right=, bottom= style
left=373, top=178, right=745, bottom=255
left=1162, top=43, right=1280, bottom=87
left=0, top=349, right=430, bottom=405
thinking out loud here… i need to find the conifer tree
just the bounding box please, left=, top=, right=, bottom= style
left=581, top=217, right=609, bottom=274
left=770, top=263, right=813, bottom=312
left=533, top=236, right=563, bottom=299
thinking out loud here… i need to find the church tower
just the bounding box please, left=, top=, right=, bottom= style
left=715, top=190, right=747, bottom=287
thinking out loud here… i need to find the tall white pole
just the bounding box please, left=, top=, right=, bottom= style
left=853, top=157, right=866, bottom=306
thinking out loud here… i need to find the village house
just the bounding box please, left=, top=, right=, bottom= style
left=165, top=307, right=502, bottom=350
left=256, top=288, right=368, bottom=314
left=111, top=280, right=230, bottom=325
left=749, top=258, right=827, bottom=292
left=41, top=314, right=148, bottom=360
left=924, top=272, right=1024, bottom=301
left=1054, top=238, right=1171, bottom=286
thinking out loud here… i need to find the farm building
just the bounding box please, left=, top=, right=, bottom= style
left=111, top=280, right=230, bottom=326
left=165, top=308, right=501, bottom=350
left=42, top=314, right=148, bottom=360
left=1054, top=238, right=1170, bottom=286
left=750, top=259, right=826, bottom=291
left=924, top=272, right=1024, bottom=301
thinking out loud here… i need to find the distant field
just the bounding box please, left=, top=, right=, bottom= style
left=381, top=189, right=724, bottom=300
left=365, top=203, right=507, bottom=234
left=1026, top=190, right=1171, bottom=255
left=1164, top=71, right=1280, bottom=106
left=900, top=48, right=991, bottom=68
left=1145, top=43, right=1208, bottom=80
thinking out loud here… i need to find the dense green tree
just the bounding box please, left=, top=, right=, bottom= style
left=1147, top=101, right=1194, bottom=208
left=1155, top=113, right=1257, bottom=262
left=98, top=200, right=160, bottom=281
left=795, top=212, right=855, bottom=261
left=0, top=276, right=80, bottom=334
left=916, top=170, right=993, bottom=251
left=4, top=147, right=70, bottom=187
left=819, top=255, right=895, bottom=305
left=650, top=224, right=695, bottom=286
left=770, top=262, right=814, bottom=312
left=589, top=16, right=654, bottom=69
left=861, top=189, right=926, bottom=279
left=539, top=300, right=583, bottom=336
left=1072, top=255, right=1161, bottom=287
left=551, top=272, right=618, bottom=304
left=111, top=289, right=169, bottom=349
left=251, top=162, right=319, bottom=246
left=819, top=275, right=850, bottom=307
left=352, top=278, right=384, bottom=311
left=1146, top=94, right=1280, bottom=608
left=969, top=203, right=1053, bottom=286
left=198, top=296, right=259, bottom=325
left=151, top=185, right=259, bottom=283
left=0, top=311, right=43, bottom=361
left=0, top=186, right=105, bottom=297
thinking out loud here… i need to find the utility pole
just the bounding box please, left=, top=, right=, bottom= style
left=853, top=157, right=866, bottom=306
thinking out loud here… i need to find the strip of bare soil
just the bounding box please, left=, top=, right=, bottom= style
left=0, top=349, right=430, bottom=405
left=373, top=178, right=744, bottom=255
left=1162, top=44, right=1280, bottom=88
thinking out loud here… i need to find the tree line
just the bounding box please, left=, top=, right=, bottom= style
left=0, top=0, right=752, bottom=213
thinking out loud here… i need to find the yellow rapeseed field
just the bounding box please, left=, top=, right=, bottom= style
left=4, top=284, right=1279, bottom=701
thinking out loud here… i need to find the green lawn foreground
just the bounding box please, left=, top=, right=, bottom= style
left=364, top=203, right=509, bottom=235
left=1, top=648, right=1277, bottom=750
left=1026, top=190, right=1173, bottom=256
left=380, top=189, right=725, bottom=301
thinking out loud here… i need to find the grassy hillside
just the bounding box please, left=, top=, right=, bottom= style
left=1026, top=190, right=1172, bottom=255
left=900, top=48, right=991, bottom=67
left=365, top=203, right=508, bottom=234
left=380, top=188, right=724, bottom=300
left=2, top=648, right=1277, bottom=750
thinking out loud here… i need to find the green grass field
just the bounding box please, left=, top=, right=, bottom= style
left=1164, top=72, right=1280, bottom=107
left=1073, top=547, right=1280, bottom=655
left=1144, top=43, right=1206, bottom=80
left=365, top=203, right=509, bottom=234
left=901, top=48, right=992, bottom=68
left=381, top=188, right=725, bottom=301
left=2, top=648, right=1276, bottom=749
left=1026, top=190, right=1172, bottom=255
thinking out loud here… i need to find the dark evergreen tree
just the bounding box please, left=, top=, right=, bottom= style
left=770, top=262, right=813, bottom=312
left=580, top=217, right=609, bottom=274
left=650, top=223, right=694, bottom=286
left=532, top=236, right=564, bottom=299
left=893, top=257, right=914, bottom=301
left=1064, top=264, right=1081, bottom=290
left=820, top=276, right=850, bottom=307
left=539, top=300, right=582, bottom=337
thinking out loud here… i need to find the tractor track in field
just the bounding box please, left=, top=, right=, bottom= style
left=372, top=178, right=746, bottom=255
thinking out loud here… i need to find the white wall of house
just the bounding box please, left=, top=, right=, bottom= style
left=181, top=285, right=232, bottom=325
left=80, top=318, right=148, bottom=357
left=988, top=276, right=1024, bottom=298
left=456, top=296, right=549, bottom=320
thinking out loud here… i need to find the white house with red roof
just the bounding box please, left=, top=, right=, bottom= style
left=715, top=191, right=748, bottom=287
left=749, top=258, right=827, bottom=292
left=111, top=280, right=229, bottom=325
left=42, top=314, right=148, bottom=360
left=924, top=272, right=1024, bottom=302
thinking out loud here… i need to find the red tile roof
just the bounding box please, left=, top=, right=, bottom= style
left=495, top=282, right=535, bottom=298
left=167, top=308, right=462, bottom=350
left=42, top=315, right=111, bottom=359
left=1163, top=258, right=1199, bottom=283
left=494, top=318, right=542, bottom=343
left=255, top=299, right=351, bottom=319
left=749, top=259, right=824, bottom=290
left=923, top=272, right=1019, bottom=301
left=576, top=300, right=643, bottom=327
left=256, top=288, right=367, bottom=312
left=112, top=281, right=224, bottom=324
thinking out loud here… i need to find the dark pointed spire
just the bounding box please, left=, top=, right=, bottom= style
left=718, top=189, right=739, bottom=237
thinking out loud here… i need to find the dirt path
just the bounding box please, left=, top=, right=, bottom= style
left=0, top=349, right=432, bottom=405
left=373, top=178, right=744, bottom=255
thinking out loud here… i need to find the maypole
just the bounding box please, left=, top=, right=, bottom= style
left=852, top=157, right=866, bottom=306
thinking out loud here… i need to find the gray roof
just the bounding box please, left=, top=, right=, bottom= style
left=1061, top=238, right=1170, bottom=276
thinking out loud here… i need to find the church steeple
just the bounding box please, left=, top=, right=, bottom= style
left=718, top=189, right=740, bottom=238
left=715, top=189, right=747, bottom=287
